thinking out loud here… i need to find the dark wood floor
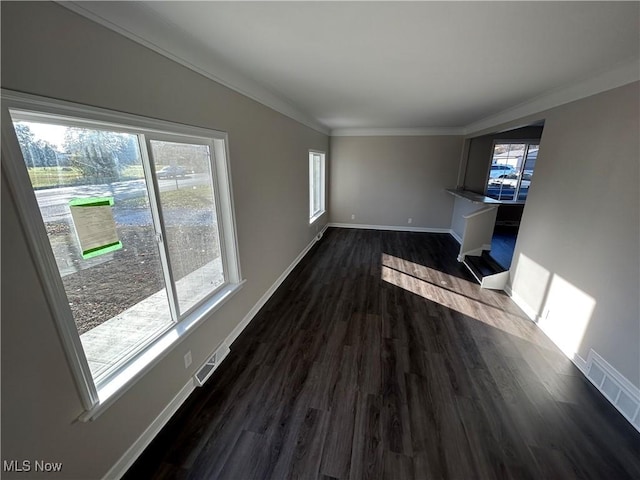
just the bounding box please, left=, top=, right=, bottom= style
left=124, top=228, right=640, bottom=480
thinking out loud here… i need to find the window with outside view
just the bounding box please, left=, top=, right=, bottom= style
left=7, top=104, right=240, bottom=399
left=309, top=151, right=325, bottom=222
left=486, top=142, right=538, bottom=201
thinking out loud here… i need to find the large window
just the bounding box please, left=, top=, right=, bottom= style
left=309, top=150, right=326, bottom=223
left=2, top=91, right=242, bottom=416
left=486, top=141, right=538, bottom=201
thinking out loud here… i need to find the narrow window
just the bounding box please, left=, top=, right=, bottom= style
left=309, top=150, right=325, bottom=223
left=2, top=92, right=242, bottom=412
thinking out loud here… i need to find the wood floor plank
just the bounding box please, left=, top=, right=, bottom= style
left=406, top=372, right=447, bottom=478
left=349, top=392, right=383, bottom=480
left=216, top=430, right=270, bottom=480
left=285, top=407, right=330, bottom=480
left=381, top=338, right=412, bottom=457
left=319, top=346, right=358, bottom=480
left=123, top=228, right=640, bottom=480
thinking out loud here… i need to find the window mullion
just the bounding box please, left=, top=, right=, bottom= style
left=207, top=141, right=229, bottom=284
left=139, top=134, right=181, bottom=322
left=513, top=143, right=529, bottom=199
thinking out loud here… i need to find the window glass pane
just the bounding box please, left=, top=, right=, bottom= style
left=12, top=119, right=173, bottom=382
left=487, top=143, right=526, bottom=201
left=313, top=155, right=320, bottom=213
left=150, top=140, right=224, bottom=314
left=309, top=152, right=324, bottom=218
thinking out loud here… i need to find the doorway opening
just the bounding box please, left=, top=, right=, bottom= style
left=462, top=122, right=545, bottom=275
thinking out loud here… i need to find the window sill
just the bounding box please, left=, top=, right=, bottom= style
left=77, top=280, right=245, bottom=422
left=309, top=211, right=326, bottom=225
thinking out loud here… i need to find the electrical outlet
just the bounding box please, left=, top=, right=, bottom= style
left=408, top=217, right=413, bottom=224
left=351, top=214, right=355, bottom=220
left=184, top=351, right=192, bottom=369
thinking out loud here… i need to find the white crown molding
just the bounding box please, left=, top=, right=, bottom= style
left=463, top=57, right=640, bottom=136
left=58, top=1, right=330, bottom=136
left=57, top=2, right=637, bottom=139
left=331, top=127, right=464, bottom=137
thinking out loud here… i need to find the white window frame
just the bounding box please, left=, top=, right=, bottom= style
left=309, top=150, right=326, bottom=224
left=485, top=139, right=539, bottom=202
left=1, top=90, right=244, bottom=420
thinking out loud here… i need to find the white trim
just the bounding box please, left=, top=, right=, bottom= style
left=572, top=353, right=588, bottom=371
left=464, top=58, right=640, bottom=136
left=101, top=379, right=195, bottom=480
left=3, top=89, right=230, bottom=141
left=480, top=271, right=509, bottom=290
left=462, top=206, right=498, bottom=219
left=330, top=127, right=463, bottom=137
left=58, top=1, right=329, bottom=136
left=463, top=259, right=482, bottom=284
left=327, top=223, right=450, bottom=234
left=449, top=229, right=463, bottom=245
left=309, top=212, right=326, bottom=225
left=309, top=150, right=326, bottom=223
left=505, top=285, right=540, bottom=323
left=81, top=282, right=244, bottom=422
left=226, top=223, right=329, bottom=346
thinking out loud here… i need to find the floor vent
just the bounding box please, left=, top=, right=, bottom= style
left=194, top=342, right=230, bottom=387
left=585, top=350, right=640, bottom=431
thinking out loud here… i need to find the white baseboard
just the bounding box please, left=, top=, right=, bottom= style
left=104, top=380, right=195, bottom=480
left=226, top=223, right=329, bottom=346
left=572, top=353, right=588, bottom=371
left=505, top=285, right=540, bottom=322
left=449, top=229, right=463, bottom=244
left=506, top=285, right=640, bottom=433
left=328, top=222, right=450, bottom=234
left=105, top=224, right=329, bottom=479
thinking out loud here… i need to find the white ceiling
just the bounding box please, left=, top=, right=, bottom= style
left=64, top=1, right=639, bottom=135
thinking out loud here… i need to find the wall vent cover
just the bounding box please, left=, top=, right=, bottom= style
left=194, top=342, right=230, bottom=387
left=585, top=349, right=640, bottom=431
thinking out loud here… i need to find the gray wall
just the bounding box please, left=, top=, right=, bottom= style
left=330, top=136, right=463, bottom=228
left=463, top=126, right=544, bottom=193
left=1, top=2, right=328, bottom=478
left=491, top=83, right=639, bottom=388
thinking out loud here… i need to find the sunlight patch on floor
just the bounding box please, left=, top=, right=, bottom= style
left=382, top=252, right=490, bottom=303
left=380, top=254, right=539, bottom=342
